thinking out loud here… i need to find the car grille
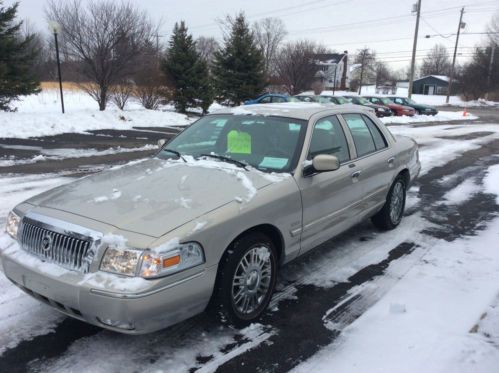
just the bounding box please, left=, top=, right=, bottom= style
left=19, top=219, right=93, bottom=272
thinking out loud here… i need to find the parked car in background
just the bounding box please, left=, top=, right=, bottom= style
left=2, top=104, right=420, bottom=334
left=317, top=95, right=351, bottom=105
left=363, top=96, right=416, bottom=117
left=294, top=95, right=321, bottom=103
left=343, top=95, right=393, bottom=118
left=387, top=96, right=438, bottom=115
left=244, top=93, right=301, bottom=105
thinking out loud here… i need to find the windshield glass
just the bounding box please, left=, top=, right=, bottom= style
left=380, top=97, right=393, bottom=105
left=287, top=96, right=302, bottom=102
left=158, top=115, right=307, bottom=173
left=335, top=96, right=349, bottom=104
left=405, top=98, right=416, bottom=104
left=356, top=97, right=370, bottom=104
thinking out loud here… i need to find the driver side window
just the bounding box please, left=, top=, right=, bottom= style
left=308, top=116, right=350, bottom=163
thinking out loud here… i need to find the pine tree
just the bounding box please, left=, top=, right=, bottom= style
left=161, top=21, right=213, bottom=114
left=213, top=13, right=266, bottom=106
left=0, top=1, right=40, bottom=111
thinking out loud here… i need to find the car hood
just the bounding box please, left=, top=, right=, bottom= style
left=26, top=158, right=281, bottom=237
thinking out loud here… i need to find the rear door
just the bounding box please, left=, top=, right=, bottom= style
left=296, top=115, right=363, bottom=253
left=341, top=113, right=396, bottom=214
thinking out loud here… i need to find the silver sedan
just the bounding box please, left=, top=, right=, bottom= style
left=1, top=103, right=420, bottom=333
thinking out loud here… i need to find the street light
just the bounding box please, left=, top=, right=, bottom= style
left=48, top=21, right=65, bottom=114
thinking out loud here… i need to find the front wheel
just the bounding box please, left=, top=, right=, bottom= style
left=209, top=232, right=278, bottom=326
left=372, top=176, right=406, bottom=230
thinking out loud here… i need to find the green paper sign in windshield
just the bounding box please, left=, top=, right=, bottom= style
left=227, top=130, right=251, bottom=154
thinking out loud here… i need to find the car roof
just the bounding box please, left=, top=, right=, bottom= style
left=210, top=103, right=373, bottom=120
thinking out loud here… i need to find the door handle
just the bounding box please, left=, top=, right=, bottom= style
left=387, top=157, right=395, bottom=165
left=351, top=170, right=362, bottom=178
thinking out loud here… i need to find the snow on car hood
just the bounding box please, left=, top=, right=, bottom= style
left=26, top=157, right=288, bottom=237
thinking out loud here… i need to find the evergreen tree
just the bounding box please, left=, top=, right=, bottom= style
left=0, top=1, right=40, bottom=111
left=213, top=13, right=266, bottom=106
left=161, top=21, right=213, bottom=114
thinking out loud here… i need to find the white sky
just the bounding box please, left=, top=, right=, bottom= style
left=7, top=0, right=499, bottom=70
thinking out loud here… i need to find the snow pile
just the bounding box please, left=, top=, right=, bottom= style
left=381, top=111, right=477, bottom=124
left=0, top=89, right=194, bottom=139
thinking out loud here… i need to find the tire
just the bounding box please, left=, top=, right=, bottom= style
left=372, top=176, right=406, bottom=230
left=209, top=232, right=278, bottom=326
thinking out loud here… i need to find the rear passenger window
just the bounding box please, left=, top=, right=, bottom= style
left=259, top=96, right=271, bottom=103
left=343, top=114, right=376, bottom=157
left=363, top=115, right=387, bottom=150
left=308, top=116, right=350, bottom=163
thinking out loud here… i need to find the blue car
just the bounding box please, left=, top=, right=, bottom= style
left=244, top=93, right=301, bottom=105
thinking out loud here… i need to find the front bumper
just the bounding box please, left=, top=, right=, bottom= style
left=1, top=241, right=217, bottom=334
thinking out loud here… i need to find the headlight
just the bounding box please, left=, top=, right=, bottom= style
left=6, top=211, right=21, bottom=239
left=377, top=107, right=385, bottom=112
left=100, top=247, right=143, bottom=276
left=140, top=242, right=204, bottom=278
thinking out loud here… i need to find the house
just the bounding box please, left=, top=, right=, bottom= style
left=412, top=75, right=449, bottom=95
left=313, top=51, right=349, bottom=90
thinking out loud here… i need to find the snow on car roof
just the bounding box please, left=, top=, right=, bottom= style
left=211, top=103, right=372, bottom=120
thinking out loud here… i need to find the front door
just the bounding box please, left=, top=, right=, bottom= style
left=296, top=115, right=361, bottom=253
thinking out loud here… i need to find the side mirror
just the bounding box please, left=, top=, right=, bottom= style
left=157, top=139, right=167, bottom=148
left=304, top=154, right=340, bottom=176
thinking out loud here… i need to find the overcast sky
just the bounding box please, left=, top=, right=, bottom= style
left=7, top=0, right=499, bottom=70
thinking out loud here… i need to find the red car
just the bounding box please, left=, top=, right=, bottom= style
left=363, top=96, right=416, bottom=116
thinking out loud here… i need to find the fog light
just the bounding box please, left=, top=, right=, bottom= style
left=97, top=317, right=135, bottom=330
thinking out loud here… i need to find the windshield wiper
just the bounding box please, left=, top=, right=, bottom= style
left=199, top=153, right=248, bottom=170
left=163, top=148, right=187, bottom=162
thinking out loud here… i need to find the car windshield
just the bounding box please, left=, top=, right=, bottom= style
left=287, top=96, right=302, bottom=102
left=158, top=114, right=307, bottom=173
left=405, top=98, right=416, bottom=104
left=317, top=96, right=333, bottom=104
left=379, top=97, right=393, bottom=105
left=356, top=97, right=370, bottom=104
left=334, top=96, right=349, bottom=104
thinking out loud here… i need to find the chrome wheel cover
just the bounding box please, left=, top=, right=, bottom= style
left=231, top=245, right=272, bottom=315
left=389, top=181, right=405, bottom=224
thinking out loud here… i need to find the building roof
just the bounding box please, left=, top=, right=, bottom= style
left=313, top=53, right=346, bottom=64
left=414, top=75, right=450, bottom=83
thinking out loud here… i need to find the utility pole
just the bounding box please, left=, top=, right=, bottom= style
left=446, top=7, right=465, bottom=104
left=408, top=0, right=421, bottom=99
left=358, top=54, right=365, bottom=95
left=332, top=64, right=338, bottom=95
left=486, top=44, right=496, bottom=100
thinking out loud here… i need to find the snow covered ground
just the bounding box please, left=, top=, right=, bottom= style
left=0, top=90, right=194, bottom=139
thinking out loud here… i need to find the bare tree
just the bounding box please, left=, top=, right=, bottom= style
left=420, top=44, right=451, bottom=77
left=375, top=61, right=395, bottom=86
left=196, top=36, right=219, bottom=67
left=487, top=10, right=499, bottom=46
left=46, top=0, right=155, bottom=110
left=275, top=40, right=325, bottom=94
left=110, top=79, right=134, bottom=110
left=352, top=48, right=376, bottom=94
left=252, top=17, right=287, bottom=78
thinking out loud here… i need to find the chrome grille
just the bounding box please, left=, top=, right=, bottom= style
left=19, top=219, right=93, bottom=272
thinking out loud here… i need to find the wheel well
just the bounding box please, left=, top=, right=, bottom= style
left=226, top=224, right=284, bottom=264
left=398, top=168, right=410, bottom=186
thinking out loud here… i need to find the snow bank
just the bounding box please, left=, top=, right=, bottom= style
left=381, top=111, right=477, bottom=124
left=0, top=89, right=194, bottom=139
